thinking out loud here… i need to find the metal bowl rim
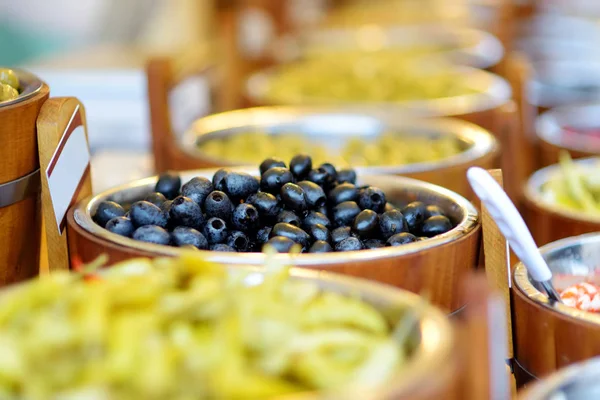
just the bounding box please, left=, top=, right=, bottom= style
left=73, top=169, right=479, bottom=264
left=245, top=64, right=512, bottom=116
left=178, top=106, right=499, bottom=174
left=514, top=232, right=600, bottom=326
left=535, top=103, right=600, bottom=154
left=524, top=157, right=600, bottom=224
left=0, top=68, right=44, bottom=107
left=519, top=356, right=600, bottom=399
left=278, top=24, right=504, bottom=69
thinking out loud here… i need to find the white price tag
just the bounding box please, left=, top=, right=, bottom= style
left=46, top=105, right=91, bottom=233
left=169, top=75, right=211, bottom=138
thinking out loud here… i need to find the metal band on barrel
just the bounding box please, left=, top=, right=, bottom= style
left=0, top=169, right=40, bottom=208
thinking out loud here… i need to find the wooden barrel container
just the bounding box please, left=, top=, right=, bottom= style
left=156, top=107, right=499, bottom=201
left=67, top=171, right=480, bottom=314
left=536, top=103, right=600, bottom=167
left=523, top=157, right=600, bottom=247
left=518, top=357, right=600, bottom=399
left=0, top=69, right=49, bottom=285
left=512, top=233, right=600, bottom=387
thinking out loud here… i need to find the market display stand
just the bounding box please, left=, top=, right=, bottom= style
left=146, top=47, right=215, bottom=174
left=37, top=97, right=93, bottom=272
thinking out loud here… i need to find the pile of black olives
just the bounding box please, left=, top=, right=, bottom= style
left=93, top=155, right=455, bottom=253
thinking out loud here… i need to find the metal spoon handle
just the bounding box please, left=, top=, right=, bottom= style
left=467, top=168, right=561, bottom=302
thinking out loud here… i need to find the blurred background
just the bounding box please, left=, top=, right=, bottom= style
left=3, top=0, right=600, bottom=192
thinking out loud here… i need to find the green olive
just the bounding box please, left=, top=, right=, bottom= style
left=0, top=68, right=19, bottom=90
left=0, top=83, right=18, bottom=102
left=265, top=55, right=474, bottom=105
left=198, top=132, right=463, bottom=167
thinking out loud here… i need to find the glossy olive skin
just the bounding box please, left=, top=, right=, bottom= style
left=231, top=203, right=260, bottom=232
left=290, top=154, right=312, bottom=180
left=420, top=215, right=453, bottom=237
left=204, top=191, right=233, bottom=221
left=155, top=173, right=181, bottom=200
left=247, top=191, right=280, bottom=219
left=171, top=226, right=208, bottom=249
left=261, top=167, right=294, bottom=194
left=270, top=222, right=311, bottom=248
left=264, top=236, right=297, bottom=253
left=328, top=183, right=358, bottom=205
left=169, top=196, right=204, bottom=230
left=331, top=201, right=361, bottom=227
left=424, top=204, right=445, bottom=219
left=280, top=183, right=308, bottom=212
left=337, top=169, right=357, bottom=184
left=259, top=158, right=286, bottom=175
left=212, top=168, right=231, bottom=192
left=307, top=223, right=331, bottom=243
left=130, top=201, right=168, bottom=229
left=132, top=225, right=171, bottom=245
left=297, top=181, right=326, bottom=208
left=335, top=237, right=363, bottom=252
left=105, top=216, right=134, bottom=237
left=94, top=201, right=126, bottom=228
left=386, top=232, right=418, bottom=246
left=352, top=209, right=379, bottom=239
left=358, top=186, right=386, bottom=213
left=145, top=192, right=167, bottom=207
left=302, top=211, right=331, bottom=230
left=379, top=209, right=408, bottom=240
left=309, top=240, right=333, bottom=253
left=226, top=231, right=251, bottom=252
left=203, top=217, right=229, bottom=244
left=331, top=226, right=353, bottom=246
left=401, top=201, right=427, bottom=232
left=277, top=210, right=302, bottom=227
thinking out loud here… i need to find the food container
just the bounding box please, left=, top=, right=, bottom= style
left=536, top=103, right=600, bottom=167
left=0, top=255, right=462, bottom=399
left=67, top=169, right=480, bottom=314
left=523, top=157, right=600, bottom=246
left=519, top=357, right=600, bottom=399
left=528, top=61, right=600, bottom=112
left=0, top=68, right=49, bottom=285
left=245, top=65, right=512, bottom=134
left=512, top=233, right=600, bottom=386
left=274, top=25, right=504, bottom=70
left=168, top=107, right=499, bottom=200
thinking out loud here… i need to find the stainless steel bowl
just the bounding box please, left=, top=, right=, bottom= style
left=528, top=61, right=600, bottom=109
left=180, top=106, right=498, bottom=176
left=246, top=65, right=511, bottom=117
left=536, top=103, right=600, bottom=155
left=72, top=168, right=478, bottom=265
left=525, top=157, right=600, bottom=225
left=0, top=68, right=44, bottom=107
left=520, top=357, right=600, bottom=399
left=514, top=232, right=600, bottom=325
left=273, top=25, right=504, bottom=69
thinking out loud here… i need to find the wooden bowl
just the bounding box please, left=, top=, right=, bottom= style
left=512, top=233, right=600, bottom=387
left=518, top=357, right=600, bottom=399
left=170, top=107, right=499, bottom=200
left=0, top=68, right=49, bottom=285
left=523, top=157, right=600, bottom=246
left=536, top=103, right=600, bottom=167
left=67, top=170, right=480, bottom=313
left=272, top=24, right=504, bottom=70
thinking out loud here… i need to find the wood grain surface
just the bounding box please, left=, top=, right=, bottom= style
left=37, top=97, right=92, bottom=272
left=0, top=85, right=49, bottom=285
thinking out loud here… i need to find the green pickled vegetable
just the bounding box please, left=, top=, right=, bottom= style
left=0, top=68, right=19, bottom=90
left=0, top=253, right=410, bottom=399
left=541, top=151, right=600, bottom=215
left=0, top=83, right=18, bottom=102
left=198, top=131, right=463, bottom=167
left=264, top=55, right=475, bottom=105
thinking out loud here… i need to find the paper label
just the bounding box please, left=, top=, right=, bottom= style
left=168, top=74, right=211, bottom=138
left=46, top=105, right=90, bottom=233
